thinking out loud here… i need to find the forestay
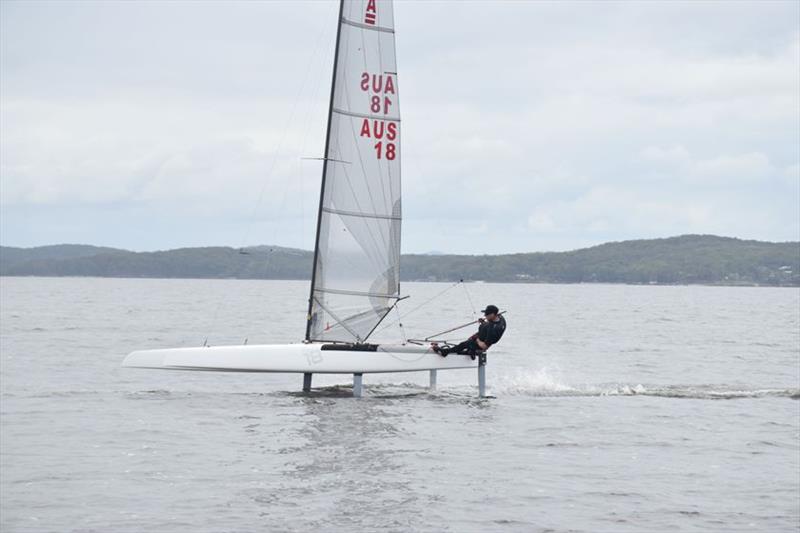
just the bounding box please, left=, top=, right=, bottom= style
left=307, top=0, right=402, bottom=343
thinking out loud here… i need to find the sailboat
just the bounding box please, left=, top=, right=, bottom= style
left=122, top=0, right=486, bottom=397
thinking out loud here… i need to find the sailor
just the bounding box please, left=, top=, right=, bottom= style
left=434, top=305, right=506, bottom=358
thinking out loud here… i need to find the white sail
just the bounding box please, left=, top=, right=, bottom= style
left=307, top=0, right=402, bottom=343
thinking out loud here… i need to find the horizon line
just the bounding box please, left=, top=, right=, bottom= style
left=2, top=233, right=798, bottom=257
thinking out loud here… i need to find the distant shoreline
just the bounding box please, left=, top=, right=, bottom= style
left=2, top=235, right=798, bottom=287
left=1, top=274, right=797, bottom=289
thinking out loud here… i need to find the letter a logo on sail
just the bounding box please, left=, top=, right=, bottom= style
left=364, top=0, right=377, bottom=25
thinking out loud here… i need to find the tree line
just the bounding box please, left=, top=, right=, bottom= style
left=1, top=235, right=797, bottom=286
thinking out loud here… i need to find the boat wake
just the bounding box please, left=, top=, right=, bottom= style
left=488, top=368, right=800, bottom=400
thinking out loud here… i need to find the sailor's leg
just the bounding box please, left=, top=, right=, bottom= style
left=468, top=339, right=480, bottom=356
left=429, top=369, right=437, bottom=390
left=353, top=373, right=363, bottom=398
left=443, top=339, right=470, bottom=356
left=456, top=339, right=480, bottom=355
left=303, top=373, right=313, bottom=392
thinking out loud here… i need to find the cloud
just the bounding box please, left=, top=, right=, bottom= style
left=527, top=186, right=713, bottom=236
left=783, top=163, right=800, bottom=187
left=691, top=152, right=773, bottom=182
left=528, top=212, right=557, bottom=232
left=639, top=146, right=777, bottom=184
left=640, top=145, right=691, bottom=163
left=1, top=0, right=798, bottom=252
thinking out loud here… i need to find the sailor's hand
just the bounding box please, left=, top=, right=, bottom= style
left=478, top=318, right=485, bottom=324
left=477, top=339, right=488, bottom=350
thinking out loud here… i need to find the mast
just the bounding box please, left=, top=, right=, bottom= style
left=306, top=0, right=345, bottom=342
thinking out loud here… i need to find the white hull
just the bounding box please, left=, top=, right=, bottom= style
left=122, top=343, right=477, bottom=374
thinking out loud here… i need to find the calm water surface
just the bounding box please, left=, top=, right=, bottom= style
left=1, top=277, right=798, bottom=532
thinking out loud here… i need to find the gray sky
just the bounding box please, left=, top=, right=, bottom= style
left=2, top=0, right=798, bottom=254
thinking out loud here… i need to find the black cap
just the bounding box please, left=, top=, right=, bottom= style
left=481, top=305, right=499, bottom=315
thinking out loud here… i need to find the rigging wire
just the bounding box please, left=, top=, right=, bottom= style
left=296, top=19, right=337, bottom=251
left=202, top=3, right=336, bottom=343
left=373, top=279, right=464, bottom=336
left=393, top=304, right=407, bottom=344
left=240, top=3, right=336, bottom=250
left=462, top=281, right=477, bottom=318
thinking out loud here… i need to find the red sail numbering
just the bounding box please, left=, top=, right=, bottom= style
left=359, top=72, right=396, bottom=160
left=364, top=0, right=377, bottom=25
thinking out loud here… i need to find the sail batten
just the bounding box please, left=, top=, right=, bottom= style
left=317, top=287, right=398, bottom=298
left=332, top=107, right=401, bottom=122
left=340, top=17, right=394, bottom=33
left=322, top=207, right=402, bottom=221
left=306, top=0, right=402, bottom=343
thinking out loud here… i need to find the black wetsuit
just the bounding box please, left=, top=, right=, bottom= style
left=441, top=315, right=506, bottom=356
